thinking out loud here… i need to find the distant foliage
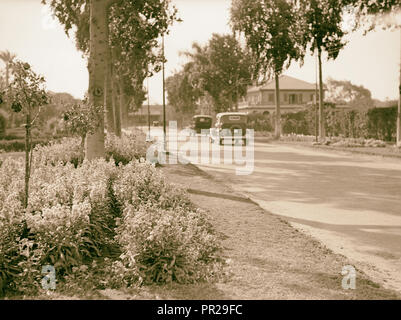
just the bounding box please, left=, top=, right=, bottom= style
left=280, top=105, right=398, bottom=142
left=247, top=113, right=273, bottom=132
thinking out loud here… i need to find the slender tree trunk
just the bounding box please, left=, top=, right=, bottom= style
left=397, top=29, right=401, bottom=147
left=318, top=47, right=325, bottom=141
left=113, top=78, right=121, bottom=137
left=24, top=114, right=30, bottom=208
left=119, top=81, right=127, bottom=130
left=105, top=57, right=115, bottom=134
left=121, top=98, right=129, bottom=128
left=274, top=73, right=281, bottom=139
left=85, top=0, right=111, bottom=160
left=80, top=134, right=86, bottom=154
left=119, top=80, right=128, bottom=129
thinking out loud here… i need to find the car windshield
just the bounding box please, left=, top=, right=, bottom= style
left=194, top=117, right=212, bottom=124
left=218, top=114, right=247, bottom=123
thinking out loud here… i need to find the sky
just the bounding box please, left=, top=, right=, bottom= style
left=0, top=0, right=400, bottom=104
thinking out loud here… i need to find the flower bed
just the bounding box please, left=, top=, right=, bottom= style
left=0, top=136, right=222, bottom=297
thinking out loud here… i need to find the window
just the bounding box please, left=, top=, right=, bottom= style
left=289, top=94, right=297, bottom=104
left=268, top=93, right=274, bottom=102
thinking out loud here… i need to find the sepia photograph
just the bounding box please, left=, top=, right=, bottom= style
left=0, top=0, right=400, bottom=311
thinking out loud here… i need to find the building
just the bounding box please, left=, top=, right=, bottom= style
left=129, top=104, right=183, bottom=126
left=129, top=104, right=163, bottom=125
left=238, top=75, right=322, bottom=114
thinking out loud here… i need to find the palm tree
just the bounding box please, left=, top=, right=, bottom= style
left=0, top=50, right=17, bottom=87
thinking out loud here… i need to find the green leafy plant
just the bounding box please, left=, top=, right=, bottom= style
left=62, top=101, right=104, bottom=155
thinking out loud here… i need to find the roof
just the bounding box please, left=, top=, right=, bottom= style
left=193, top=115, right=212, bottom=118
left=248, top=75, right=316, bottom=92
left=216, top=112, right=248, bottom=117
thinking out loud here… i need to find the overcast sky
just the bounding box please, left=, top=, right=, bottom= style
left=0, top=0, right=400, bottom=103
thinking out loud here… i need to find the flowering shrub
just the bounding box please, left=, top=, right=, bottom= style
left=113, top=204, right=222, bottom=285
left=32, top=137, right=82, bottom=167
left=280, top=134, right=316, bottom=143
left=113, top=161, right=193, bottom=210
left=105, top=130, right=149, bottom=165
left=0, top=158, right=121, bottom=295
left=32, top=129, right=148, bottom=168
left=112, top=161, right=221, bottom=285
left=330, top=138, right=386, bottom=148
left=0, top=159, right=27, bottom=295
left=0, top=149, right=222, bottom=295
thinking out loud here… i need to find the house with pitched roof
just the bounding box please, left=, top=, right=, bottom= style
left=238, top=75, right=322, bottom=114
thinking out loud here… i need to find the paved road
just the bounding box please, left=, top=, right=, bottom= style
left=159, top=134, right=401, bottom=292
left=141, top=126, right=401, bottom=291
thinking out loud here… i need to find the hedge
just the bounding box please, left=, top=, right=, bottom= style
left=0, top=139, right=51, bottom=152
left=280, top=105, right=398, bottom=142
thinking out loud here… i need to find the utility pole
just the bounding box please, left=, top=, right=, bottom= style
left=147, top=77, right=151, bottom=141
left=162, top=35, right=167, bottom=152
left=315, top=49, right=318, bottom=142
left=397, top=29, right=401, bottom=147
left=317, top=47, right=325, bottom=142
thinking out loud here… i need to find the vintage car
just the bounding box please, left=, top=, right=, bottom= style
left=190, top=115, right=213, bottom=134
left=210, top=112, right=248, bottom=145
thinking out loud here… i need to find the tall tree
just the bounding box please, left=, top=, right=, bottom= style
left=182, top=34, right=252, bottom=114
left=231, top=0, right=303, bottom=138
left=325, top=78, right=375, bottom=109
left=344, top=0, right=401, bottom=145
left=166, top=68, right=200, bottom=116
left=44, top=0, right=178, bottom=157
left=298, top=0, right=347, bottom=141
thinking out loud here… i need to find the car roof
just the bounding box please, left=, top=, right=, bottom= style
left=193, top=115, right=212, bottom=118
left=216, top=112, right=248, bottom=117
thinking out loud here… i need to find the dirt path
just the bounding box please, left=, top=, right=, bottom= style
left=148, top=163, right=399, bottom=299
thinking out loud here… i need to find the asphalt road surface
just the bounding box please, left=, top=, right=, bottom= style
left=142, top=127, right=401, bottom=292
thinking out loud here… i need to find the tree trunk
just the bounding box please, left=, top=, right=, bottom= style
left=105, top=56, right=115, bottom=134
left=119, top=82, right=127, bottom=128
left=318, top=47, right=325, bottom=141
left=119, top=82, right=128, bottom=129
left=85, top=0, right=110, bottom=160
left=274, top=73, right=281, bottom=139
left=113, top=78, right=121, bottom=137
left=24, top=114, right=30, bottom=208
left=80, top=134, right=86, bottom=155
